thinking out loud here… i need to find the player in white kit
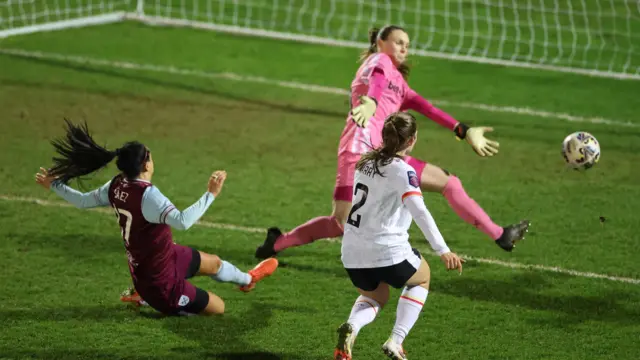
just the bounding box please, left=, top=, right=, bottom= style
left=334, top=112, right=464, bottom=360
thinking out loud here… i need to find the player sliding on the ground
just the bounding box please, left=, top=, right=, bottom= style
left=35, top=120, right=278, bottom=316
left=256, top=24, right=529, bottom=259
left=334, top=112, right=464, bottom=360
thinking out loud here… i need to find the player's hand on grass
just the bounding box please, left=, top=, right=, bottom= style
left=466, top=127, right=500, bottom=157
left=440, top=252, right=464, bottom=274
left=35, top=167, right=57, bottom=190
left=351, top=96, right=377, bottom=128
left=208, top=170, right=227, bottom=197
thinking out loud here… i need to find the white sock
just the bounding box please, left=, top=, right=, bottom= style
left=347, top=295, right=381, bottom=336
left=211, top=260, right=251, bottom=286
left=391, top=286, right=428, bottom=345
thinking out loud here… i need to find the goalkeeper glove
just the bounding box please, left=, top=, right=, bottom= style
left=351, top=96, right=377, bottom=127
left=454, top=123, right=500, bottom=157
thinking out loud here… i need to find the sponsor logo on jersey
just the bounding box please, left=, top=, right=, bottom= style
left=407, top=171, right=419, bottom=188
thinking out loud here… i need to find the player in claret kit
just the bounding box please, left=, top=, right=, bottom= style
left=256, top=24, right=529, bottom=259
left=35, top=120, right=278, bottom=316
left=335, top=112, right=464, bottom=360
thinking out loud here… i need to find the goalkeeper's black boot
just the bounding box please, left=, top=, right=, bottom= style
left=495, top=220, right=530, bottom=252
left=255, top=227, right=282, bottom=259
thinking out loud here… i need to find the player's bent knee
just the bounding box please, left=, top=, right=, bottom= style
left=407, top=258, right=431, bottom=288
left=200, top=292, right=225, bottom=316
left=420, top=164, right=452, bottom=193
left=332, top=200, right=352, bottom=225
left=371, top=292, right=389, bottom=309
left=198, top=252, right=222, bottom=276
left=407, top=272, right=430, bottom=289
left=358, top=283, right=390, bottom=308
left=335, top=213, right=348, bottom=225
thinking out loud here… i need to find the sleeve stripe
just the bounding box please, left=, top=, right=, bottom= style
left=161, top=206, right=176, bottom=224
left=160, top=205, right=176, bottom=224
left=402, top=191, right=422, bottom=201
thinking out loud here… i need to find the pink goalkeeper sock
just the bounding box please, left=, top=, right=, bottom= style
left=442, top=176, right=504, bottom=240
left=274, top=216, right=344, bottom=252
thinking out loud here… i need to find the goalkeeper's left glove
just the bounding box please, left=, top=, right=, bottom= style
left=351, top=96, right=378, bottom=127
left=454, top=123, right=500, bottom=157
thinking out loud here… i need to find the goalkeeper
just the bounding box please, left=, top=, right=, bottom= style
left=256, top=25, right=529, bottom=260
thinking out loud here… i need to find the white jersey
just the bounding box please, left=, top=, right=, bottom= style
left=341, top=158, right=426, bottom=268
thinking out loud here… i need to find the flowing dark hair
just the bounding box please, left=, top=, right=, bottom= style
left=48, top=119, right=150, bottom=185
left=356, top=112, right=417, bottom=177
left=359, top=25, right=411, bottom=80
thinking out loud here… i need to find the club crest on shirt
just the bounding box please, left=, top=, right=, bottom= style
left=178, top=295, right=190, bottom=307
left=407, top=171, right=419, bottom=188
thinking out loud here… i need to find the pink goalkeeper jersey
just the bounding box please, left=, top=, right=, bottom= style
left=340, top=53, right=409, bottom=155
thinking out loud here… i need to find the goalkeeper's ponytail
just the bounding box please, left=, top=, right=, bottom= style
left=356, top=112, right=417, bottom=177
left=48, top=119, right=150, bottom=185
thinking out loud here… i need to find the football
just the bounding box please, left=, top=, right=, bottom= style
left=561, top=131, right=601, bottom=170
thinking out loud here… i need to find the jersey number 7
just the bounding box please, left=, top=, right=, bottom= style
left=112, top=206, right=133, bottom=246
left=347, top=183, right=369, bottom=228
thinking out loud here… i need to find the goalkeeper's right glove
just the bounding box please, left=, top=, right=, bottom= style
left=351, top=96, right=378, bottom=127
left=454, top=122, right=500, bottom=157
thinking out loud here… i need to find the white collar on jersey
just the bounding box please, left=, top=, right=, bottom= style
left=123, top=178, right=151, bottom=184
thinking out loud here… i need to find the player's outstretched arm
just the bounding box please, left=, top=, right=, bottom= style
left=35, top=167, right=111, bottom=208
left=401, top=89, right=500, bottom=157
left=403, top=193, right=464, bottom=273
left=141, top=171, right=226, bottom=231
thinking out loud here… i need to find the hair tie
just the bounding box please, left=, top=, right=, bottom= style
left=377, top=25, right=390, bottom=41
